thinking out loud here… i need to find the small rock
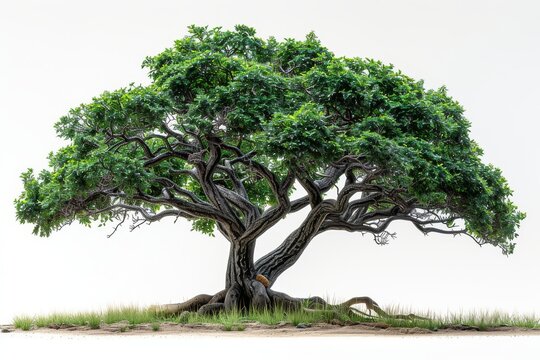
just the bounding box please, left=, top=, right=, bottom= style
left=398, top=327, right=433, bottom=334
left=1, top=328, right=12, bottom=333
left=441, top=324, right=480, bottom=331
left=296, top=323, right=311, bottom=329
left=108, top=320, right=130, bottom=330
left=358, top=322, right=390, bottom=329
left=329, top=319, right=345, bottom=326
left=48, top=324, right=76, bottom=330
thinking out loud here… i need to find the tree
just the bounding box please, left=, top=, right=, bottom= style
left=15, top=25, right=525, bottom=316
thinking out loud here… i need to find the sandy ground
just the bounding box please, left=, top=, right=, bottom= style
left=2, top=321, right=539, bottom=337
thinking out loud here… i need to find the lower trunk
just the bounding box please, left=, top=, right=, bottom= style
left=224, top=240, right=270, bottom=311
left=223, top=211, right=325, bottom=311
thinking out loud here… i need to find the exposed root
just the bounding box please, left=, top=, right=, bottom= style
left=149, top=293, right=217, bottom=316
left=337, top=296, right=430, bottom=320
left=304, top=296, right=327, bottom=308
left=208, top=289, right=227, bottom=304
left=268, top=292, right=430, bottom=321
left=251, top=280, right=271, bottom=310
left=224, top=284, right=242, bottom=311
left=339, top=296, right=430, bottom=320
left=349, top=307, right=377, bottom=318
left=267, top=289, right=303, bottom=310
left=339, top=296, right=387, bottom=317
left=198, top=302, right=225, bottom=316
left=149, top=290, right=429, bottom=322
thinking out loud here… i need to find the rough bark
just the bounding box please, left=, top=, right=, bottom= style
left=254, top=209, right=327, bottom=286
left=226, top=241, right=256, bottom=289
left=222, top=238, right=271, bottom=311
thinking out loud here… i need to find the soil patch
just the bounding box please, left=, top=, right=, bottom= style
left=2, top=322, right=539, bottom=337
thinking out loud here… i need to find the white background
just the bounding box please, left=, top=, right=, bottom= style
left=1, top=0, right=539, bottom=357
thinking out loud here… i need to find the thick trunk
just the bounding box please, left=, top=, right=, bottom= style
left=222, top=206, right=328, bottom=310
left=226, top=241, right=256, bottom=288
left=224, top=240, right=270, bottom=311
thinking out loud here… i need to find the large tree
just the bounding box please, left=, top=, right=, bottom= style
left=15, top=25, right=524, bottom=316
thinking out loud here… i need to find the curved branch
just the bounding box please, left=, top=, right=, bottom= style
left=132, top=192, right=243, bottom=233
left=217, top=163, right=249, bottom=200
left=216, top=185, right=260, bottom=226
left=289, top=165, right=346, bottom=212
left=106, top=132, right=155, bottom=159
left=152, top=177, right=208, bottom=204
left=143, top=151, right=190, bottom=167
left=295, top=168, right=322, bottom=207
left=187, top=139, right=245, bottom=238
left=255, top=192, right=381, bottom=284
left=237, top=170, right=295, bottom=244
left=89, top=203, right=189, bottom=222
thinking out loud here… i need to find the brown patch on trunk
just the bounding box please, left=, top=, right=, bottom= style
left=255, top=274, right=270, bottom=288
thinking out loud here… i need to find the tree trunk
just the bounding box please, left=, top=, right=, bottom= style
left=226, top=241, right=255, bottom=289
left=224, top=240, right=270, bottom=311
left=223, top=207, right=328, bottom=311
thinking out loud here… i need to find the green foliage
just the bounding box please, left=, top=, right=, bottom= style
left=191, top=218, right=216, bottom=236
left=15, top=149, right=153, bottom=236
left=55, top=85, right=171, bottom=140
left=14, top=24, right=524, bottom=253
left=258, top=103, right=340, bottom=170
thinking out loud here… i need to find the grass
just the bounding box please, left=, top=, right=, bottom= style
left=13, top=316, right=33, bottom=331
left=33, top=311, right=103, bottom=329
left=103, top=306, right=155, bottom=325
left=12, top=304, right=540, bottom=332
left=164, top=304, right=357, bottom=328
left=375, top=305, right=540, bottom=331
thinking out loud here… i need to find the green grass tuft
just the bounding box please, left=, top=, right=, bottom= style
left=13, top=316, right=33, bottom=331
left=85, top=313, right=101, bottom=329
left=103, top=306, right=155, bottom=325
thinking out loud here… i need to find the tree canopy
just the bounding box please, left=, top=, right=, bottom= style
left=15, top=24, right=524, bottom=257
